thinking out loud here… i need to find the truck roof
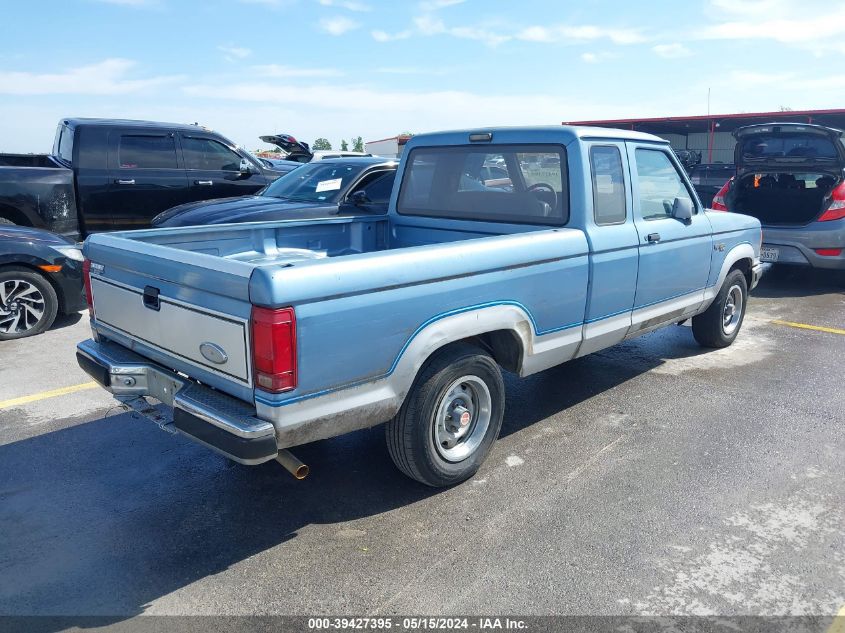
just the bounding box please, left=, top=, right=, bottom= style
left=61, top=118, right=217, bottom=133
left=406, top=125, right=667, bottom=147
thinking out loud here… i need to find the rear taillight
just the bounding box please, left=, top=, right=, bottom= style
left=251, top=306, right=297, bottom=393
left=818, top=182, right=845, bottom=222
left=711, top=178, right=732, bottom=211
left=82, top=258, right=94, bottom=315
left=815, top=248, right=843, bottom=257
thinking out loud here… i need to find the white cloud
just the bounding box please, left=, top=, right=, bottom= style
left=419, top=0, right=465, bottom=10
left=218, top=45, right=252, bottom=61
left=652, top=43, right=692, bottom=58
left=318, top=0, right=371, bottom=11
left=409, top=17, right=646, bottom=47
left=0, top=58, right=182, bottom=95
left=252, top=64, right=343, bottom=77
left=413, top=15, right=511, bottom=46
left=701, top=0, right=845, bottom=53
left=581, top=52, right=616, bottom=64
left=516, top=24, right=647, bottom=45
left=318, top=15, right=361, bottom=35
left=371, top=29, right=412, bottom=42
left=376, top=66, right=450, bottom=75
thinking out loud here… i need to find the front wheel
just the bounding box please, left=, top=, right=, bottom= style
left=692, top=269, right=748, bottom=348
left=0, top=268, right=59, bottom=340
left=386, top=343, right=505, bottom=487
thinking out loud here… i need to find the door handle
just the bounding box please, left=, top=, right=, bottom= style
left=114, top=179, right=135, bottom=185
left=646, top=232, right=661, bottom=243
left=194, top=180, right=213, bottom=186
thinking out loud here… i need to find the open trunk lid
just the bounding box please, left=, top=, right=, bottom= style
left=259, top=133, right=313, bottom=163
left=734, top=123, right=845, bottom=172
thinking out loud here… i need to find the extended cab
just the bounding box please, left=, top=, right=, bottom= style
left=76, top=126, right=763, bottom=487
left=0, top=118, right=289, bottom=240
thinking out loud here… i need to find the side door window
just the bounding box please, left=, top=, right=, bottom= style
left=590, top=145, right=626, bottom=225
left=182, top=137, right=242, bottom=171
left=634, top=149, right=693, bottom=220
left=118, top=134, right=178, bottom=169
left=346, top=170, right=395, bottom=213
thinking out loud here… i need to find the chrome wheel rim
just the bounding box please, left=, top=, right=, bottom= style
left=432, top=375, right=492, bottom=463
left=722, top=284, right=744, bottom=335
left=0, top=279, right=46, bottom=335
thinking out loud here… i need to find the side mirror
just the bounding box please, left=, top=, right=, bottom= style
left=672, top=197, right=693, bottom=223
left=349, top=190, right=369, bottom=206
left=239, top=158, right=253, bottom=175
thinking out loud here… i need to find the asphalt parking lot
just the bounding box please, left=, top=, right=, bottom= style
left=1, top=266, right=843, bottom=620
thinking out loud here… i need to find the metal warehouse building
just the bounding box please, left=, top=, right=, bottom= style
left=564, top=108, right=845, bottom=164
left=364, top=134, right=413, bottom=159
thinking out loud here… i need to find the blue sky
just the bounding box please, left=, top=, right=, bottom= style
left=1, top=0, right=844, bottom=153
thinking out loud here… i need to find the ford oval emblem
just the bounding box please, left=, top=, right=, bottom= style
left=199, top=342, right=228, bottom=365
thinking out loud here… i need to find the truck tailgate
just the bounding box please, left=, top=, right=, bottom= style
left=86, top=232, right=257, bottom=393
left=91, top=277, right=251, bottom=382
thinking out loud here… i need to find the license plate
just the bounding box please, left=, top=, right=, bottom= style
left=760, top=246, right=779, bottom=262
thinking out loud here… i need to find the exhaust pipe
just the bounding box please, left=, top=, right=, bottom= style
left=276, top=449, right=309, bottom=480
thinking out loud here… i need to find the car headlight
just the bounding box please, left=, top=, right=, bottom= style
left=53, top=246, right=84, bottom=262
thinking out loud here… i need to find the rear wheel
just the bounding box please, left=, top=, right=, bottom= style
left=0, top=218, right=16, bottom=226
left=0, top=268, right=59, bottom=340
left=692, top=269, right=747, bottom=348
left=386, top=344, right=505, bottom=487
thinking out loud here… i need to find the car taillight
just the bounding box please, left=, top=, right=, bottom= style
left=711, top=178, right=732, bottom=211
left=251, top=306, right=296, bottom=393
left=82, top=258, right=94, bottom=315
left=815, top=248, right=843, bottom=257
left=818, top=182, right=845, bottom=222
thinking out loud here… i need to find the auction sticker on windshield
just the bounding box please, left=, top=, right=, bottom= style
left=315, top=178, right=343, bottom=193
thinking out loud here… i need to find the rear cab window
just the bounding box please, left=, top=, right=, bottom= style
left=398, top=144, right=569, bottom=225
left=54, top=124, right=75, bottom=165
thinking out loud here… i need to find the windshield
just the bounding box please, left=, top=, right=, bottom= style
left=262, top=162, right=366, bottom=202
left=739, top=134, right=839, bottom=161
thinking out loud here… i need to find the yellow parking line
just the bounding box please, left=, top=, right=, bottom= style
left=0, top=381, right=98, bottom=410
left=771, top=319, right=845, bottom=335
left=827, top=604, right=845, bottom=633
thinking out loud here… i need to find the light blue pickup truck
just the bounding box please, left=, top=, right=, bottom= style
left=77, top=126, right=763, bottom=487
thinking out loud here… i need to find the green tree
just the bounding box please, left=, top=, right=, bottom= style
left=340, top=139, right=349, bottom=151
left=313, top=137, right=332, bottom=150
left=351, top=136, right=364, bottom=153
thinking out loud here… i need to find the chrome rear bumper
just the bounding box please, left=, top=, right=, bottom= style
left=76, top=339, right=278, bottom=465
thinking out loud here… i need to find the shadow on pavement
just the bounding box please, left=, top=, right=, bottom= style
left=0, top=326, right=707, bottom=624
left=48, top=311, right=84, bottom=332
left=751, top=265, right=844, bottom=299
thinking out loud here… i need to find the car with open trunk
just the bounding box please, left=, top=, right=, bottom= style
left=712, top=123, right=845, bottom=268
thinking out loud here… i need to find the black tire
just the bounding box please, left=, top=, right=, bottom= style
left=0, top=218, right=15, bottom=226
left=692, top=269, right=748, bottom=348
left=386, top=343, right=505, bottom=487
left=0, top=267, right=59, bottom=340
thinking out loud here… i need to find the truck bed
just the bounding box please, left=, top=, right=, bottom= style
left=85, top=215, right=590, bottom=407
left=0, top=155, right=77, bottom=237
